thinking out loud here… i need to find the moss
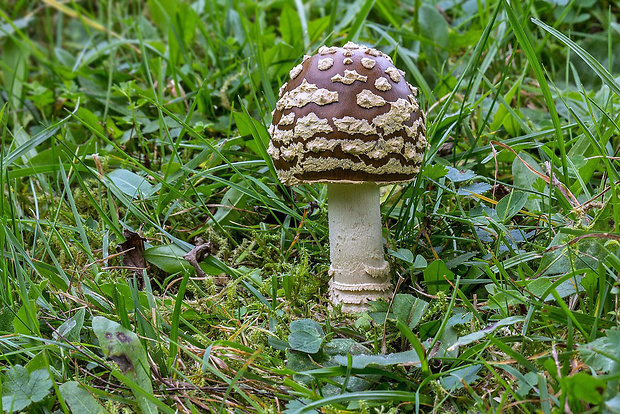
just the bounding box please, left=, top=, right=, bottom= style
left=104, top=401, right=133, bottom=414
left=455, top=313, right=481, bottom=338
left=72, top=181, right=108, bottom=220
left=225, top=281, right=239, bottom=303
left=353, top=401, right=400, bottom=414
left=185, top=371, right=208, bottom=388
left=250, top=230, right=286, bottom=272
left=45, top=226, right=96, bottom=269
left=229, top=237, right=255, bottom=264
left=277, top=251, right=327, bottom=307
left=421, top=291, right=450, bottom=324
left=186, top=273, right=219, bottom=298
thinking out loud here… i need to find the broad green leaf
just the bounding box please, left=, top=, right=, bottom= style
left=284, top=399, right=318, bottom=414
left=445, top=252, right=478, bottom=269
left=107, top=169, right=157, bottom=199
left=423, top=164, right=448, bottom=180
left=53, top=308, right=85, bottom=343
left=538, top=231, right=604, bottom=276
left=423, top=260, right=455, bottom=294
left=0, top=306, right=14, bottom=333
left=146, top=0, right=177, bottom=34
left=579, top=327, right=620, bottom=373
left=168, top=2, right=198, bottom=66
left=412, top=255, right=427, bottom=270
left=525, top=276, right=582, bottom=301
left=440, top=365, right=482, bottom=391
left=392, top=294, right=427, bottom=329
left=143, top=244, right=192, bottom=273
left=564, top=373, right=604, bottom=406
left=288, top=319, right=325, bottom=354
left=288, top=391, right=420, bottom=412
left=590, top=196, right=618, bottom=233
left=210, top=185, right=248, bottom=226
left=143, top=244, right=222, bottom=275
left=307, top=16, right=330, bottom=43
left=332, top=349, right=420, bottom=369
left=0, top=16, right=34, bottom=39
left=512, top=152, right=543, bottom=212
left=496, top=191, right=528, bottom=222
left=59, top=381, right=106, bottom=414
left=504, top=367, right=538, bottom=396
left=13, top=129, right=37, bottom=164
left=76, top=107, right=104, bottom=136
left=279, top=5, right=302, bottom=46
left=233, top=105, right=275, bottom=172
left=2, top=37, right=28, bottom=112
left=323, top=338, right=368, bottom=357
left=268, top=337, right=290, bottom=351
left=419, top=3, right=449, bottom=48
left=446, top=167, right=475, bottom=182
left=369, top=294, right=428, bottom=330
left=437, top=312, right=473, bottom=358
left=12, top=301, right=37, bottom=336
left=457, top=182, right=492, bottom=196
left=286, top=339, right=376, bottom=397
left=2, top=366, right=52, bottom=413
left=233, top=110, right=259, bottom=138
left=92, top=317, right=157, bottom=414
left=447, top=316, right=525, bottom=351
left=605, top=395, right=620, bottom=413
left=368, top=300, right=390, bottom=324
left=388, top=248, right=414, bottom=263
left=490, top=79, right=521, bottom=135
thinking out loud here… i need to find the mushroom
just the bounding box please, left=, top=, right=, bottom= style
left=267, top=42, right=427, bottom=312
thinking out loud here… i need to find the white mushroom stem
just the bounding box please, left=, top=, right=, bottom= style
left=327, top=182, right=392, bottom=313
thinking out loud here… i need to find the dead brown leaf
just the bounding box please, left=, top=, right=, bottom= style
left=116, top=229, right=147, bottom=275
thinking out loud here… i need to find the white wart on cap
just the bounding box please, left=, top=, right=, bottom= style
left=268, top=42, right=427, bottom=186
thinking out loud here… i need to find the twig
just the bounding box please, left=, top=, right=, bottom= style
left=183, top=243, right=214, bottom=278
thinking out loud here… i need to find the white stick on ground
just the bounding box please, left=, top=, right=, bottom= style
left=327, top=182, right=392, bottom=312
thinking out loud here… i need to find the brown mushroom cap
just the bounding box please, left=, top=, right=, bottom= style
left=268, top=42, right=427, bottom=186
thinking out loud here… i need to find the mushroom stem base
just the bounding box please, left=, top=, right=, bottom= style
left=327, top=182, right=391, bottom=313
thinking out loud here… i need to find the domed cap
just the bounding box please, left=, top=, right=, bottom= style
left=267, top=42, right=427, bottom=186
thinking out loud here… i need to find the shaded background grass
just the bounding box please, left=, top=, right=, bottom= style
left=1, top=0, right=620, bottom=412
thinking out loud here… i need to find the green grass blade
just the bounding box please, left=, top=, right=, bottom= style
left=532, top=18, right=620, bottom=98
left=345, top=0, right=375, bottom=42
left=501, top=1, right=568, bottom=180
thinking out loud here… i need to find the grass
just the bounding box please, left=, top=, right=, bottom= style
left=1, top=0, right=620, bottom=412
